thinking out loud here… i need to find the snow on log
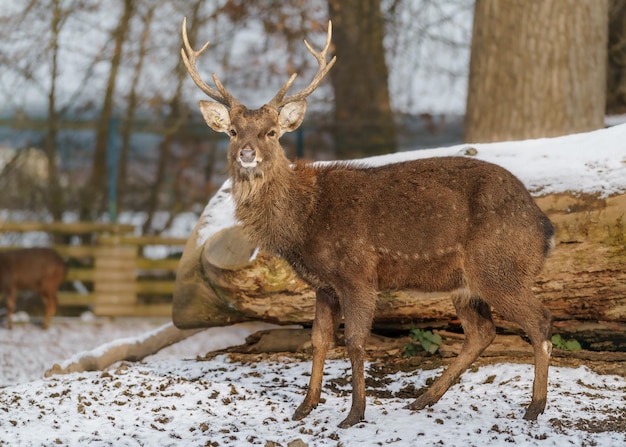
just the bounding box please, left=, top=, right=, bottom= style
left=44, top=323, right=204, bottom=376
left=172, top=124, right=626, bottom=346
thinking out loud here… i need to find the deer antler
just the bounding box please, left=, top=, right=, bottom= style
left=180, top=17, right=239, bottom=108
left=267, top=21, right=336, bottom=109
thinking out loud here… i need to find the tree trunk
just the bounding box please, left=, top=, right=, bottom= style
left=118, top=6, right=155, bottom=215
left=79, top=0, right=134, bottom=221
left=43, top=0, right=65, bottom=225
left=465, top=0, right=608, bottom=143
left=327, top=0, right=397, bottom=158
left=140, top=1, right=205, bottom=236
left=607, top=0, right=626, bottom=114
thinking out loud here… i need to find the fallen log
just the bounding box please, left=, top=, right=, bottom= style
left=44, top=322, right=203, bottom=376
left=172, top=191, right=626, bottom=349
left=173, top=127, right=626, bottom=349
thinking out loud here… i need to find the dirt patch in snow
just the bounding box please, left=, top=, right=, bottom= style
left=209, top=328, right=626, bottom=437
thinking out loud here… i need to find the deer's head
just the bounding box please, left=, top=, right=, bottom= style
left=181, top=18, right=335, bottom=180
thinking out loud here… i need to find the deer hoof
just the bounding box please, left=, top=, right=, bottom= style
left=404, top=394, right=432, bottom=412
left=292, top=401, right=315, bottom=421
left=523, top=399, right=546, bottom=421
left=337, top=411, right=364, bottom=429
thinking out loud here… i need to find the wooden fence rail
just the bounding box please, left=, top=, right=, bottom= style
left=0, top=221, right=187, bottom=317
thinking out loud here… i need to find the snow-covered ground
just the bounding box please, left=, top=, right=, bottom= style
left=1, top=124, right=626, bottom=446
left=0, top=318, right=625, bottom=446
left=0, top=315, right=276, bottom=389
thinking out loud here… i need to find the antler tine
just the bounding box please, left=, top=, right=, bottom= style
left=181, top=17, right=239, bottom=108
left=268, top=20, right=337, bottom=109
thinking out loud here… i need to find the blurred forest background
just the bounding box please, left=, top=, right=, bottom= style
left=0, top=0, right=624, bottom=235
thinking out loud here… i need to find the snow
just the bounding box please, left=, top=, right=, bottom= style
left=0, top=316, right=275, bottom=390
left=197, top=123, right=626, bottom=247
left=195, top=179, right=237, bottom=248
left=1, top=124, right=626, bottom=445
left=1, top=319, right=625, bottom=446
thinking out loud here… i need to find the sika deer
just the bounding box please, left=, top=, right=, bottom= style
left=181, top=19, right=555, bottom=428
left=0, top=247, right=66, bottom=330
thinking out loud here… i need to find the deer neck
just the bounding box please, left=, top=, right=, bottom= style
left=230, top=160, right=317, bottom=254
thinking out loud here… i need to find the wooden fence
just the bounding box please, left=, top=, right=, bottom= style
left=0, top=221, right=187, bottom=317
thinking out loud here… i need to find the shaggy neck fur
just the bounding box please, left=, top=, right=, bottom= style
left=230, top=159, right=318, bottom=256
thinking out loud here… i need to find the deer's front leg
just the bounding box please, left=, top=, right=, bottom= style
left=293, top=288, right=340, bottom=420
left=5, top=288, right=16, bottom=330
left=337, top=287, right=376, bottom=429
left=41, top=290, right=57, bottom=330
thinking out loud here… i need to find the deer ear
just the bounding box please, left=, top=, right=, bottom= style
left=199, top=100, right=231, bottom=133
left=278, top=101, right=307, bottom=135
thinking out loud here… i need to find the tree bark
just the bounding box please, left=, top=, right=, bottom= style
left=607, top=0, right=626, bottom=114
left=327, top=0, right=397, bottom=157
left=465, top=0, right=608, bottom=143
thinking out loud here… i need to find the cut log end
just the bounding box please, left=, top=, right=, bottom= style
left=203, top=226, right=257, bottom=271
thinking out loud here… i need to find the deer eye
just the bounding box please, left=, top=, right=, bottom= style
left=267, top=130, right=277, bottom=138
left=229, top=129, right=237, bottom=137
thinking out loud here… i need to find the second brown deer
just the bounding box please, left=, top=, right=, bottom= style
left=181, top=19, right=555, bottom=428
left=0, top=247, right=66, bottom=330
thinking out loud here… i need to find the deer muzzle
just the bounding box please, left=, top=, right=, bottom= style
left=238, top=148, right=259, bottom=169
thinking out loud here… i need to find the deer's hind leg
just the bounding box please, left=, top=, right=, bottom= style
left=489, top=288, right=552, bottom=420
left=406, top=290, right=496, bottom=411
left=293, top=288, right=341, bottom=421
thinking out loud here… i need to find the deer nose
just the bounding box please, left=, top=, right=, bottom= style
left=239, top=148, right=256, bottom=163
